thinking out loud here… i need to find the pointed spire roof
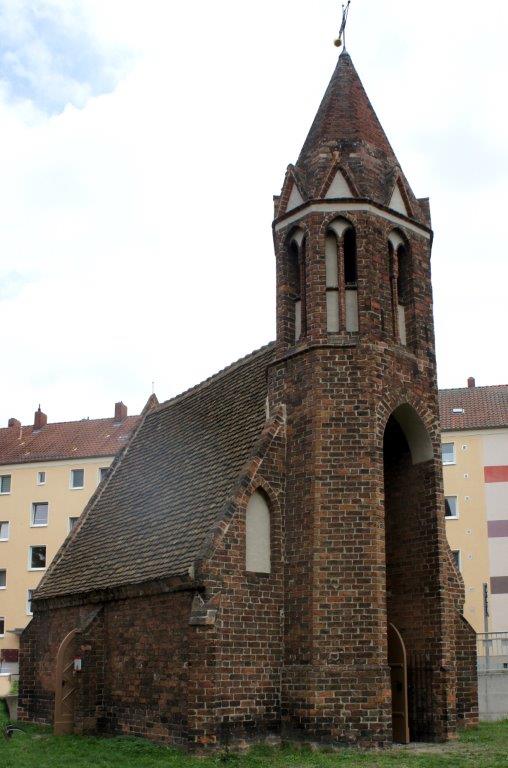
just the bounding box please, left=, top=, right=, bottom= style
left=288, top=51, right=429, bottom=227
left=298, top=52, right=395, bottom=167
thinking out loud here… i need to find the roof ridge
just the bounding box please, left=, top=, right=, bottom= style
left=0, top=414, right=140, bottom=432
left=439, top=385, right=508, bottom=394
left=155, top=341, right=276, bottom=414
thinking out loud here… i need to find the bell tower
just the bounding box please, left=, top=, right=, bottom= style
left=268, top=48, right=476, bottom=745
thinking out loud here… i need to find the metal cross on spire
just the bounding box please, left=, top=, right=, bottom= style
left=334, top=1, right=351, bottom=50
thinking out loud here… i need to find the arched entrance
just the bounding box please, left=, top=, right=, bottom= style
left=54, top=629, right=78, bottom=735
left=384, top=407, right=436, bottom=742
left=388, top=623, right=409, bottom=743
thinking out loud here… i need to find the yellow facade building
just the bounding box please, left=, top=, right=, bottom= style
left=0, top=402, right=142, bottom=676
left=441, top=379, right=508, bottom=635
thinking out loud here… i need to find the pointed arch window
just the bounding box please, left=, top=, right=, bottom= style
left=343, top=228, right=359, bottom=332
left=289, top=231, right=306, bottom=342
left=388, top=232, right=413, bottom=348
left=325, top=232, right=340, bottom=333
left=326, top=219, right=359, bottom=333
left=245, top=490, right=271, bottom=573
left=396, top=244, right=409, bottom=346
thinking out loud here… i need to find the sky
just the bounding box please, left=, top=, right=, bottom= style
left=0, top=0, right=506, bottom=426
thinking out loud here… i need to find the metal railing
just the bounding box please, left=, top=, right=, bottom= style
left=477, top=632, right=508, bottom=671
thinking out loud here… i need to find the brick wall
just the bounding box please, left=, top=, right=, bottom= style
left=269, top=200, right=476, bottom=745
left=455, top=613, right=479, bottom=727
left=193, top=412, right=286, bottom=746
left=20, top=591, right=197, bottom=745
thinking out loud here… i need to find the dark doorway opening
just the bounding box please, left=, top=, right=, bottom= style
left=384, top=413, right=435, bottom=742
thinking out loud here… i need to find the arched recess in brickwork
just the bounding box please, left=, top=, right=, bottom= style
left=245, top=488, right=271, bottom=574
left=391, top=404, right=433, bottom=465
left=388, top=230, right=415, bottom=350
left=286, top=227, right=307, bottom=342
left=326, top=217, right=358, bottom=333
left=383, top=407, right=441, bottom=741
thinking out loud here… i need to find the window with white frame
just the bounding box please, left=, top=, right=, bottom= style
left=0, top=617, right=4, bottom=636
left=445, top=496, right=459, bottom=519
left=0, top=522, right=9, bottom=541
left=69, top=516, right=79, bottom=532
left=37, top=471, right=46, bottom=485
left=29, top=545, right=46, bottom=570
left=27, top=589, right=34, bottom=615
left=70, top=468, right=84, bottom=489
left=0, top=569, right=5, bottom=588
left=452, top=550, right=461, bottom=571
left=441, top=442, right=456, bottom=465
left=31, top=502, right=48, bottom=527
left=0, top=475, right=11, bottom=494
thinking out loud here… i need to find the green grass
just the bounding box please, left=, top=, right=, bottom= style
left=1, top=702, right=508, bottom=768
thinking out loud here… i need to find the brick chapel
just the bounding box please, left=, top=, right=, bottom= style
left=19, top=43, right=478, bottom=748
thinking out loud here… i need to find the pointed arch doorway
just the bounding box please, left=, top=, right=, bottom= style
left=54, top=629, right=78, bottom=735
left=383, top=405, right=435, bottom=743
left=388, top=623, right=409, bottom=743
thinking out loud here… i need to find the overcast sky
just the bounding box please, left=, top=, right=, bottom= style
left=0, top=0, right=506, bottom=426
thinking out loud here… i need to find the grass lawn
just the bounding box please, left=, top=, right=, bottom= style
left=2, top=702, right=508, bottom=768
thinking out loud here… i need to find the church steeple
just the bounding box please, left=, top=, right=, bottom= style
left=298, top=51, right=396, bottom=173
left=266, top=30, right=469, bottom=749
left=276, top=51, right=429, bottom=227
left=273, top=47, right=434, bottom=353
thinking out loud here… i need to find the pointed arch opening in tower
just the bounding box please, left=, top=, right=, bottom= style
left=327, top=218, right=359, bottom=333
left=383, top=406, right=438, bottom=742
left=325, top=231, right=340, bottom=333
left=388, top=231, right=414, bottom=349
left=288, top=229, right=306, bottom=342
left=343, top=227, right=359, bottom=332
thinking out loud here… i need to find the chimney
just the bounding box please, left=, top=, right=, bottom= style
left=8, top=418, right=21, bottom=429
left=34, top=405, right=47, bottom=430
left=467, top=377, right=476, bottom=389
left=114, top=401, right=128, bottom=423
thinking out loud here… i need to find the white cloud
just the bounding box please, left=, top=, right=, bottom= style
left=0, top=0, right=506, bottom=427
left=0, top=0, right=132, bottom=114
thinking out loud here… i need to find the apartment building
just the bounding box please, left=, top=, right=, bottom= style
left=0, top=401, right=143, bottom=673
left=440, top=378, right=508, bottom=634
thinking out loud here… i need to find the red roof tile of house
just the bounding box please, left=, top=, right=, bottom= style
left=439, top=385, right=508, bottom=432
left=0, top=410, right=141, bottom=466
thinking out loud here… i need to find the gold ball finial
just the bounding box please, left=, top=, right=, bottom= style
left=335, top=1, right=351, bottom=50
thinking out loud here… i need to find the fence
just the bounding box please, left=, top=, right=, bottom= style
left=477, top=632, right=508, bottom=671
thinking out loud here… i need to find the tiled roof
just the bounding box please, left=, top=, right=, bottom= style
left=293, top=52, right=429, bottom=226
left=298, top=52, right=396, bottom=170
left=0, top=416, right=140, bottom=466
left=35, top=343, right=276, bottom=599
left=439, top=385, right=508, bottom=432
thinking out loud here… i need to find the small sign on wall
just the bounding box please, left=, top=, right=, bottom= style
left=73, top=657, right=82, bottom=672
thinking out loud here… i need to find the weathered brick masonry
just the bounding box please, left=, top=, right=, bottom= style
left=19, top=49, right=477, bottom=747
